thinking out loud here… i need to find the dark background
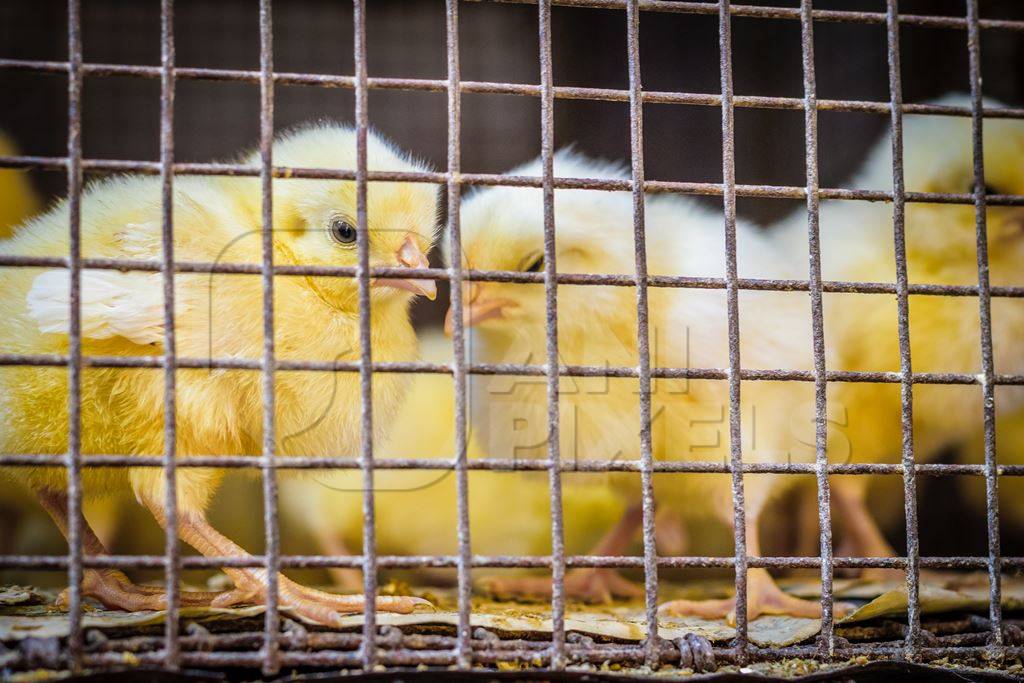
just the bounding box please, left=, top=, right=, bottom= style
left=1, top=0, right=1022, bottom=562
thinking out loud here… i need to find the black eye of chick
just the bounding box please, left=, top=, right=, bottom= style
left=523, top=254, right=545, bottom=273
left=329, top=217, right=357, bottom=244
left=966, top=181, right=999, bottom=196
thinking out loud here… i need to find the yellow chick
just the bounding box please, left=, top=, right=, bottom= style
left=0, top=131, right=42, bottom=238
left=278, top=329, right=629, bottom=596
left=448, top=150, right=831, bottom=621
left=774, top=94, right=1024, bottom=574
left=0, top=123, right=438, bottom=625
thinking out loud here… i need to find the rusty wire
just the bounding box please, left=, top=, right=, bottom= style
left=885, top=0, right=923, bottom=658
left=798, top=0, right=835, bottom=659
left=158, top=0, right=182, bottom=670
left=0, top=0, right=1022, bottom=676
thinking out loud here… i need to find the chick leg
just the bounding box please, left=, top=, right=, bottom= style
left=479, top=503, right=645, bottom=602
left=659, top=505, right=830, bottom=624
left=137, top=491, right=430, bottom=626
left=831, top=479, right=902, bottom=583
left=35, top=489, right=224, bottom=611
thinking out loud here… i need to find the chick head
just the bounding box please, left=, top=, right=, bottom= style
left=860, top=93, right=1024, bottom=284
left=445, top=150, right=638, bottom=347
left=262, top=123, right=439, bottom=311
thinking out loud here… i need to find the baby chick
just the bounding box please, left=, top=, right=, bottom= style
left=448, top=150, right=831, bottom=621
left=279, top=329, right=628, bottom=594
left=0, top=123, right=438, bottom=625
left=0, top=131, right=41, bottom=238
left=774, top=94, right=1024, bottom=574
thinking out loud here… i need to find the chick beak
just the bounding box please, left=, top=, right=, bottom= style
left=373, top=234, right=436, bottom=300
left=444, top=284, right=519, bottom=337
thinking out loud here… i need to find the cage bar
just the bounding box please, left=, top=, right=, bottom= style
left=536, top=0, right=569, bottom=670
left=797, top=0, right=836, bottom=658
left=62, top=0, right=85, bottom=672
left=443, top=0, right=475, bottom=669
left=966, top=0, right=1005, bottom=652
left=351, top=0, right=381, bottom=670
left=620, top=0, right=661, bottom=668
left=256, top=0, right=283, bottom=675
left=157, top=0, right=182, bottom=670
left=717, top=0, right=759, bottom=661
left=884, top=0, right=924, bottom=657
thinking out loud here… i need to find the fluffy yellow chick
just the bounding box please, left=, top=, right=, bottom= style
left=448, top=150, right=831, bottom=621
left=773, top=94, right=1024, bottom=574
left=0, top=123, right=438, bottom=625
left=0, top=131, right=42, bottom=238
left=279, top=329, right=628, bottom=593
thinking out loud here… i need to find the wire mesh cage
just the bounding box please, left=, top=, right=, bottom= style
left=1, top=0, right=1023, bottom=679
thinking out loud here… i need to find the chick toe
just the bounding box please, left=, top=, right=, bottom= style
left=57, top=569, right=226, bottom=612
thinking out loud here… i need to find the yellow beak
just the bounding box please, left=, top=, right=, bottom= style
left=444, top=284, right=518, bottom=336
left=373, top=234, right=436, bottom=300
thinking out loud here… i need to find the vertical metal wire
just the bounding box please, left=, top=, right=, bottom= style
left=965, top=0, right=1004, bottom=650
left=257, top=0, right=281, bottom=675
left=444, top=0, right=473, bottom=670
left=718, top=0, right=749, bottom=660
left=884, top=0, right=922, bottom=656
left=623, top=0, right=660, bottom=669
left=797, top=0, right=835, bottom=657
left=158, top=0, right=182, bottom=669
left=536, top=0, right=567, bottom=669
left=352, top=0, right=379, bottom=669
left=64, top=0, right=84, bottom=672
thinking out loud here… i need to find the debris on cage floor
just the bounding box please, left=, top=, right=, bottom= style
left=2, top=575, right=1023, bottom=680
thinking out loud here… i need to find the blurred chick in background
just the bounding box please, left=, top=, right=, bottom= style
left=0, top=131, right=41, bottom=238
left=0, top=129, right=48, bottom=561
left=776, top=94, right=1024, bottom=575
left=448, top=150, right=833, bottom=621
left=0, top=123, right=437, bottom=625
left=279, top=329, right=628, bottom=594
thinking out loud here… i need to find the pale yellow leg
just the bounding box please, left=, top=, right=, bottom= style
left=137, top=490, right=430, bottom=625
left=36, top=489, right=224, bottom=611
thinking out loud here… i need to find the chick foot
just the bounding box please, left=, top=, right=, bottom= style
left=212, top=571, right=430, bottom=626
left=56, top=568, right=225, bottom=612
left=658, top=568, right=840, bottom=625
left=140, top=495, right=432, bottom=628
left=479, top=568, right=643, bottom=603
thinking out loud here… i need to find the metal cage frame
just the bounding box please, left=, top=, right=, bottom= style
left=1, top=0, right=1023, bottom=676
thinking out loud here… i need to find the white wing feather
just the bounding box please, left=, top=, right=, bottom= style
left=25, top=222, right=169, bottom=344
left=27, top=269, right=166, bottom=345
left=26, top=223, right=167, bottom=345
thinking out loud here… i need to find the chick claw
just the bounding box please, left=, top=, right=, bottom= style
left=57, top=569, right=226, bottom=612
left=212, top=573, right=432, bottom=627
left=479, top=568, right=644, bottom=604
left=658, top=569, right=846, bottom=625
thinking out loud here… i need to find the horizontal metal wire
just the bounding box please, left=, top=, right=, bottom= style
left=2, top=254, right=1023, bottom=300
left=2, top=553, right=1022, bottom=571
left=1, top=453, right=1022, bottom=476
left=470, top=0, right=1024, bottom=33
left=64, top=643, right=1024, bottom=671
left=1, top=352, right=1019, bottom=387
left=3, top=154, right=1024, bottom=207
left=3, top=57, right=1024, bottom=119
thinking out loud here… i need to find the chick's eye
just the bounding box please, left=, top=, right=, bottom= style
left=965, top=181, right=999, bottom=196
left=523, top=254, right=545, bottom=273
left=329, top=218, right=357, bottom=245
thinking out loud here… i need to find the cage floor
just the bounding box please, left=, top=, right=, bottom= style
left=2, top=575, right=1023, bottom=679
